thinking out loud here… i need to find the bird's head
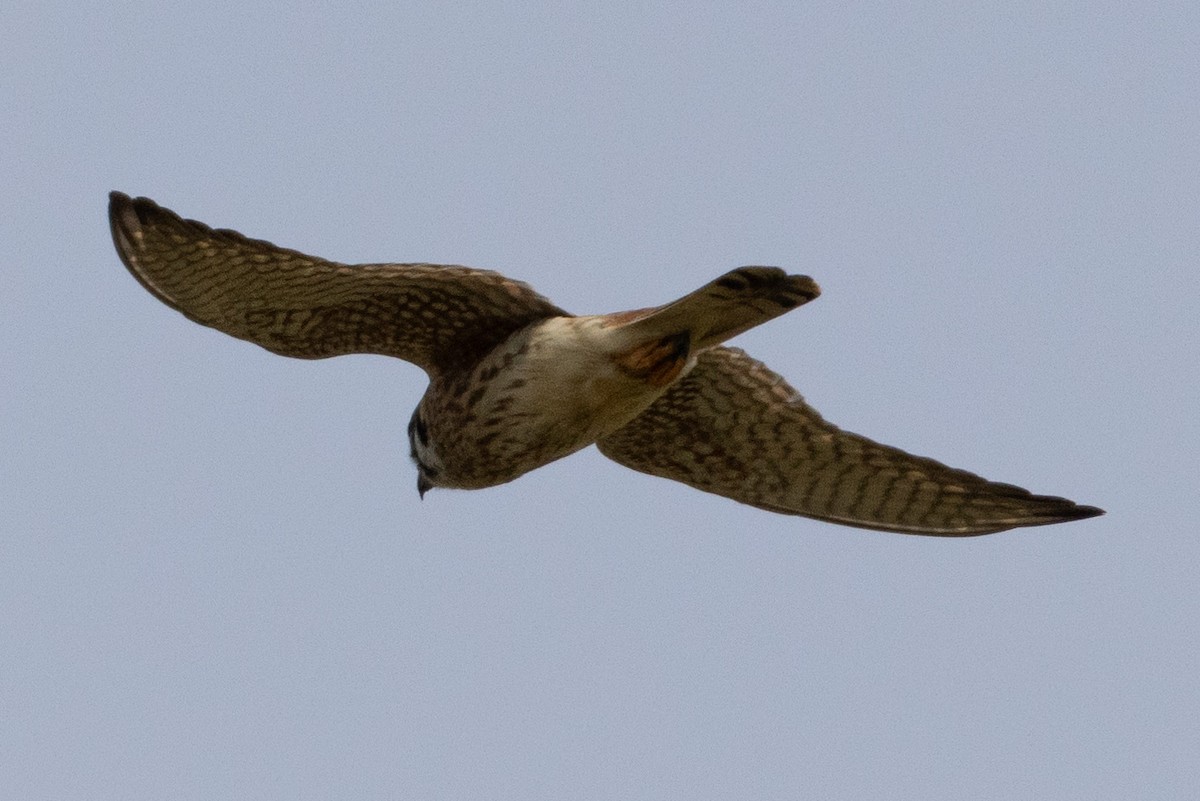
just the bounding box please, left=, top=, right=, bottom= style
left=407, top=407, right=443, bottom=499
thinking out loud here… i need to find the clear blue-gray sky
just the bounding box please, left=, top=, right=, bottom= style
left=3, top=2, right=1196, bottom=798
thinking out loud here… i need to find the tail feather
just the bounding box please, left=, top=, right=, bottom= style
left=618, top=266, right=819, bottom=351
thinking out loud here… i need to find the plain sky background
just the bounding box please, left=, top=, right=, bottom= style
left=3, top=2, right=1196, bottom=798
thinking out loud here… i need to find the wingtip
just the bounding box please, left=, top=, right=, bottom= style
left=107, top=191, right=147, bottom=233
left=108, top=191, right=139, bottom=263
left=1014, top=499, right=1104, bottom=532
left=108, top=191, right=160, bottom=232
left=1064, top=504, right=1105, bottom=522
left=107, top=191, right=190, bottom=313
left=791, top=273, right=820, bottom=303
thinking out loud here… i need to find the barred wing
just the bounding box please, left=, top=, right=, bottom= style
left=598, top=347, right=1103, bottom=536
left=109, top=192, right=567, bottom=376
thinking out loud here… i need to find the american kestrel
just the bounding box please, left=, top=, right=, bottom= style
left=109, top=192, right=1103, bottom=536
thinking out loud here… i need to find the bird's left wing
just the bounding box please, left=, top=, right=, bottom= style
left=597, top=347, right=1103, bottom=536
left=109, top=192, right=567, bottom=376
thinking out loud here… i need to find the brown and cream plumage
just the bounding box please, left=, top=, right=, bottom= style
left=108, top=191, right=1103, bottom=535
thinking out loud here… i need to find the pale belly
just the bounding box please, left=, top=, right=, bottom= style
left=416, top=317, right=691, bottom=489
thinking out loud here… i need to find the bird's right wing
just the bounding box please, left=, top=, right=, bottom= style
left=597, top=347, right=1103, bottom=536
left=109, top=192, right=567, bottom=376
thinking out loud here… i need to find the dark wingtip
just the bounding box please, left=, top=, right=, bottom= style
left=108, top=190, right=147, bottom=228
left=108, top=191, right=139, bottom=266
left=107, top=191, right=191, bottom=313
left=108, top=191, right=152, bottom=259
left=1063, top=504, right=1105, bottom=522
left=790, top=274, right=820, bottom=302
left=1015, top=499, right=1104, bottom=531
left=109, top=191, right=172, bottom=228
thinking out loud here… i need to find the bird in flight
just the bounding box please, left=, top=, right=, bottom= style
left=108, top=192, right=1102, bottom=536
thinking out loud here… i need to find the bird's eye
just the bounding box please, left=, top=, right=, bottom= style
left=407, top=409, right=430, bottom=448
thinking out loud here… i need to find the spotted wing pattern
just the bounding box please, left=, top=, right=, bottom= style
left=597, top=347, right=1103, bottom=536
left=108, top=192, right=567, bottom=376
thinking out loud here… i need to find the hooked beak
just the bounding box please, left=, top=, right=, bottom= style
left=417, top=474, right=433, bottom=500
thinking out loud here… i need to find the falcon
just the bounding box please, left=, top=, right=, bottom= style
left=108, top=192, right=1103, bottom=535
